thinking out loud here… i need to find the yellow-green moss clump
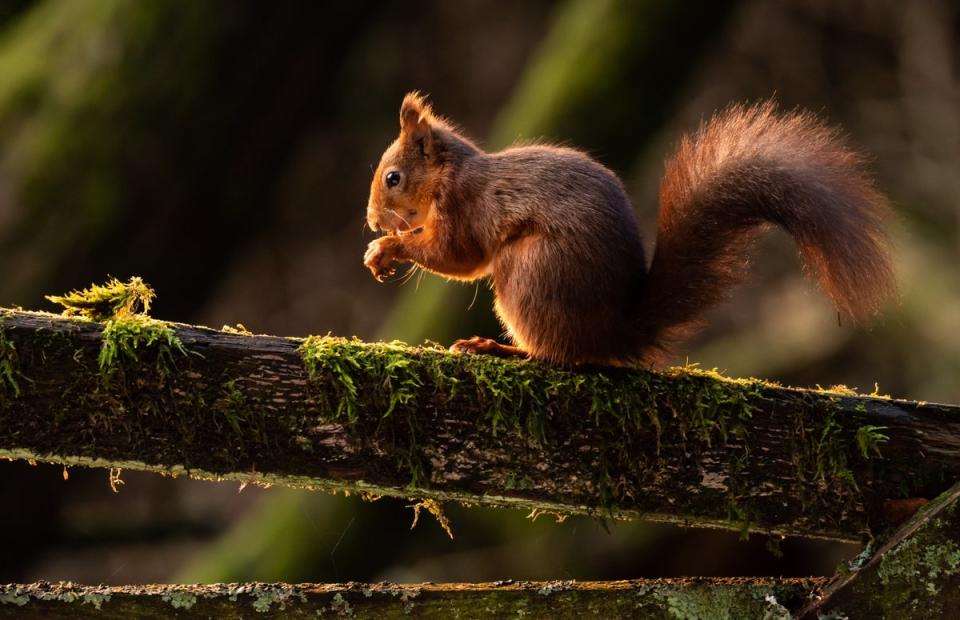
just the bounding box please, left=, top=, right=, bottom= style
left=46, top=276, right=155, bottom=321
left=98, top=314, right=187, bottom=379
left=44, top=277, right=186, bottom=381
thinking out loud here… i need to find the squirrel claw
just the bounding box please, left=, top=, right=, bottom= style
left=364, top=238, right=399, bottom=281
left=373, top=267, right=397, bottom=282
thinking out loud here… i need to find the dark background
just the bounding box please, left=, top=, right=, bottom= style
left=0, top=0, right=957, bottom=584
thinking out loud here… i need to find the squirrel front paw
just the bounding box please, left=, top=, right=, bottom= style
left=364, top=236, right=402, bottom=282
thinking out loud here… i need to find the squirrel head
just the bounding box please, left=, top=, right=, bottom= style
left=366, top=92, right=444, bottom=236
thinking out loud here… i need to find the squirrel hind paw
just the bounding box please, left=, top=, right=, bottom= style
left=450, top=337, right=527, bottom=359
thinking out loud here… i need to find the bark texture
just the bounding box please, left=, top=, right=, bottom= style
left=1, top=308, right=959, bottom=541
left=799, top=481, right=960, bottom=619
left=0, top=578, right=824, bottom=619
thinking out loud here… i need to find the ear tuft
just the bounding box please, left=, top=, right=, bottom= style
left=400, top=91, right=430, bottom=126
left=399, top=91, right=435, bottom=157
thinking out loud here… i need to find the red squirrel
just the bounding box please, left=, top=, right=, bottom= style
left=364, top=92, right=895, bottom=366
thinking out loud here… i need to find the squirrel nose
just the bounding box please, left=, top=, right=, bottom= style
left=366, top=210, right=380, bottom=232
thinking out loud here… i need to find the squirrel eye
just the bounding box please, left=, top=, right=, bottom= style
left=385, top=171, right=402, bottom=188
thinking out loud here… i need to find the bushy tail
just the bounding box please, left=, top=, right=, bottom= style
left=638, top=102, right=895, bottom=357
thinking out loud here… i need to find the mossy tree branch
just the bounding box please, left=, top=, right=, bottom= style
left=0, top=578, right=824, bottom=619
left=1, top=308, right=959, bottom=541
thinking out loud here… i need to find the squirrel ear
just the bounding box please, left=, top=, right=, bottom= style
left=400, top=91, right=435, bottom=158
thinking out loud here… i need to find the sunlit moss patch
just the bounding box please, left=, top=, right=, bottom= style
left=98, top=314, right=187, bottom=380
left=43, top=277, right=187, bottom=381
left=46, top=276, right=155, bottom=321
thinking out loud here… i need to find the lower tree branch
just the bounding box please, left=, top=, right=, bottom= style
left=0, top=578, right=824, bottom=619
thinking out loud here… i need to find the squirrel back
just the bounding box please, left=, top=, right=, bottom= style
left=364, top=94, right=895, bottom=366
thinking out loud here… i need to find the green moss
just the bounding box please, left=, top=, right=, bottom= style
left=300, top=335, right=362, bottom=424
left=296, top=335, right=884, bottom=532
left=213, top=379, right=245, bottom=436
left=45, top=276, right=155, bottom=321
left=813, top=404, right=857, bottom=490
left=98, top=314, right=187, bottom=381
left=856, top=424, right=889, bottom=459
left=726, top=492, right=754, bottom=541
left=297, top=336, right=799, bottom=527
left=0, top=326, right=21, bottom=397
left=676, top=369, right=759, bottom=447
left=300, top=337, right=436, bottom=486
left=42, top=277, right=186, bottom=384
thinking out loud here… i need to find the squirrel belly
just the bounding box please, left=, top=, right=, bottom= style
left=364, top=93, right=895, bottom=366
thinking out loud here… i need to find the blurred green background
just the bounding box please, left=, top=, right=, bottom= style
left=1, top=0, right=957, bottom=584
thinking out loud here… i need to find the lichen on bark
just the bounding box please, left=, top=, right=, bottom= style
left=800, top=482, right=960, bottom=619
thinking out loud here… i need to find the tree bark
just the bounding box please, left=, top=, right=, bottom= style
left=0, top=578, right=824, bottom=619
left=798, top=481, right=960, bottom=619
left=2, top=308, right=959, bottom=542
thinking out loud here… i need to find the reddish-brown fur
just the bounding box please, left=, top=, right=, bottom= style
left=365, top=93, right=895, bottom=366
